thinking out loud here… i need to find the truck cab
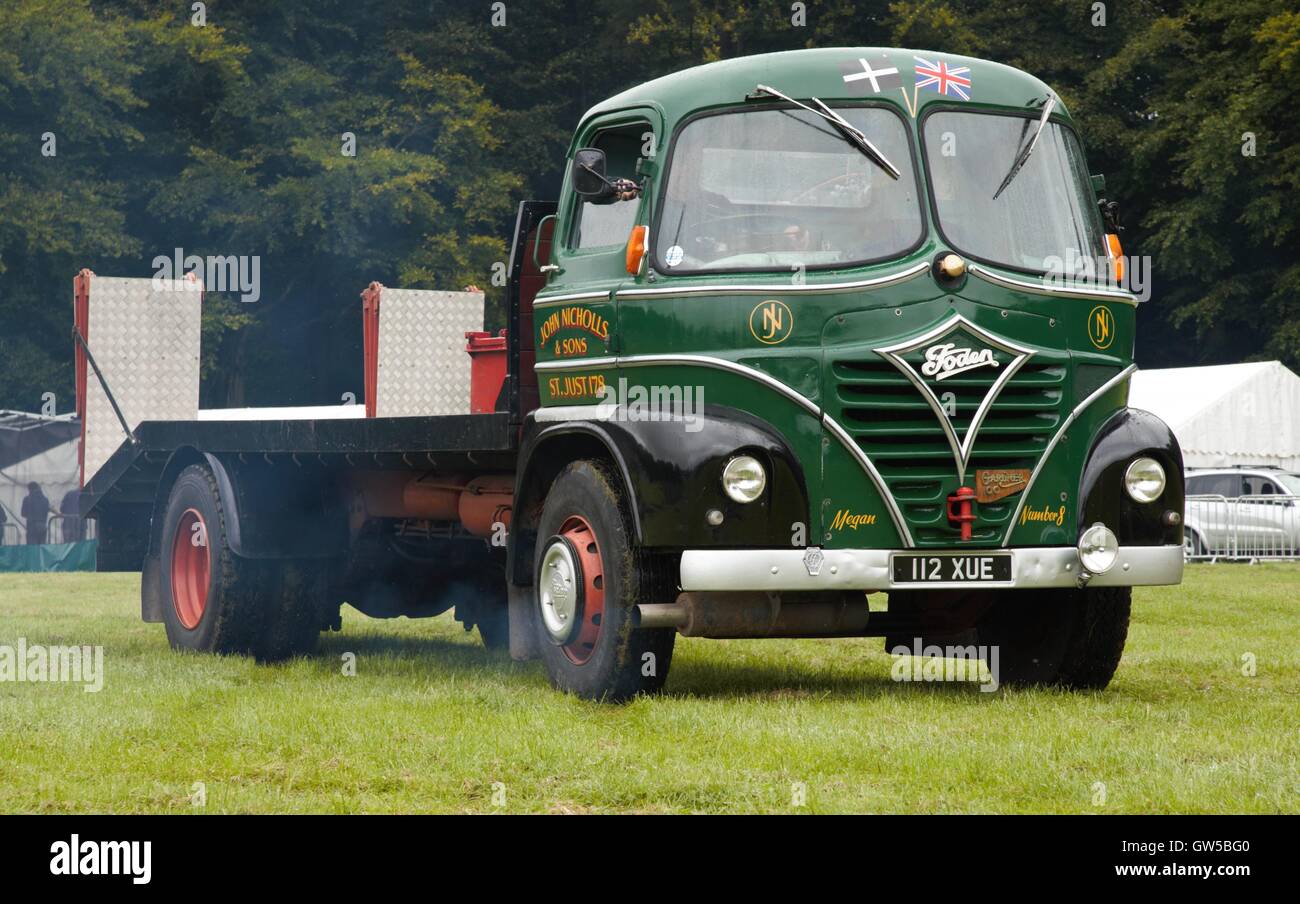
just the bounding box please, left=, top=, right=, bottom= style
left=511, top=48, right=1184, bottom=696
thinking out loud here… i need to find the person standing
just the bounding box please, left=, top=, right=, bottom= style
left=59, top=487, right=83, bottom=542
left=21, top=483, right=50, bottom=546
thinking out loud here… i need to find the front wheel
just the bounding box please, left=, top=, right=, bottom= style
left=975, top=586, right=1131, bottom=690
left=534, top=460, right=676, bottom=702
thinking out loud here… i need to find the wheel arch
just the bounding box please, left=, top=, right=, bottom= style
left=509, top=425, right=633, bottom=587
left=1078, top=407, right=1185, bottom=546
left=147, top=447, right=221, bottom=560
left=147, top=449, right=347, bottom=561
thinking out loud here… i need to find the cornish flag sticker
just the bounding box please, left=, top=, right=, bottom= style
left=840, top=56, right=902, bottom=95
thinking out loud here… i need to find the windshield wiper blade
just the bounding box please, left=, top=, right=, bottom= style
left=754, top=84, right=901, bottom=180
left=993, top=95, right=1057, bottom=200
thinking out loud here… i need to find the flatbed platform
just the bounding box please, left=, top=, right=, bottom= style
left=84, top=412, right=517, bottom=510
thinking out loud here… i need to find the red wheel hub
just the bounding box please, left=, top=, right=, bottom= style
left=560, top=515, right=605, bottom=665
left=171, top=508, right=211, bottom=630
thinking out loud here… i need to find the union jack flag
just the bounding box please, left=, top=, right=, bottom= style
left=914, top=56, right=972, bottom=100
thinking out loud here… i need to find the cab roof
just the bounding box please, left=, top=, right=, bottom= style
left=581, top=47, right=1064, bottom=132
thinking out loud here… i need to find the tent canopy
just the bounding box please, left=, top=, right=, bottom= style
left=1129, top=361, right=1300, bottom=471
left=0, top=409, right=83, bottom=546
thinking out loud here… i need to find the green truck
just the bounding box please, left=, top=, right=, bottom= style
left=81, top=48, right=1185, bottom=701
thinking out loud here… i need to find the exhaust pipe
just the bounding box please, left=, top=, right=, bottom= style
left=635, top=592, right=870, bottom=638
left=636, top=602, right=689, bottom=630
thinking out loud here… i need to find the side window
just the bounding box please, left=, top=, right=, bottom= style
left=571, top=124, right=648, bottom=251
left=1186, top=476, right=1208, bottom=495
left=1202, top=474, right=1244, bottom=497
left=1243, top=475, right=1280, bottom=496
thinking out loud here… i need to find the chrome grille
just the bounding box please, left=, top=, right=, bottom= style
left=832, top=354, right=1067, bottom=545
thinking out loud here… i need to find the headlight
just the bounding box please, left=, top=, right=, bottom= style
left=1124, top=457, right=1166, bottom=503
left=721, top=455, right=766, bottom=503
left=1077, top=522, right=1119, bottom=574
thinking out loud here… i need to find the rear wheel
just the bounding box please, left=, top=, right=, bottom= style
left=1184, top=529, right=1204, bottom=560
left=975, top=586, right=1131, bottom=690
left=159, top=463, right=320, bottom=661
left=535, top=461, right=676, bottom=701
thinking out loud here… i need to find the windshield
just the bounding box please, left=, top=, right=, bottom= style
left=1276, top=473, right=1300, bottom=495
left=655, top=106, right=923, bottom=273
left=924, top=110, right=1106, bottom=275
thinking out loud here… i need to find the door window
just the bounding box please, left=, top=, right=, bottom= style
left=572, top=124, right=648, bottom=251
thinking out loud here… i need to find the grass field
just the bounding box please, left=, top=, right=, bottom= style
left=1, top=566, right=1296, bottom=814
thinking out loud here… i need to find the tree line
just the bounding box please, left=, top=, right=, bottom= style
left=0, top=0, right=1296, bottom=411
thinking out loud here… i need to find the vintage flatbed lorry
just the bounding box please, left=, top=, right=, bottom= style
left=78, top=48, right=1185, bottom=700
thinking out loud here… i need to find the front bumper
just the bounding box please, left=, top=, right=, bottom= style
left=679, top=545, right=1184, bottom=592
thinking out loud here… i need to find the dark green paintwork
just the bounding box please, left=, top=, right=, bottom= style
left=533, top=48, right=1135, bottom=551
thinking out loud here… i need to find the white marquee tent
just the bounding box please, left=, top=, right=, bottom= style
left=1128, top=361, right=1300, bottom=471
left=0, top=410, right=82, bottom=546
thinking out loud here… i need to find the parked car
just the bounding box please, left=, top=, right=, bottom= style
left=1184, top=467, right=1300, bottom=558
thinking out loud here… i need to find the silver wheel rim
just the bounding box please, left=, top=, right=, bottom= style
left=539, top=539, right=580, bottom=643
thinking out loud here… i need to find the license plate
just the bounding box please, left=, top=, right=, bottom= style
left=891, top=553, right=1012, bottom=585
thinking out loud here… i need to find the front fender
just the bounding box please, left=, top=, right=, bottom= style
left=511, top=405, right=809, bottom=581
left=1078, top=407, right=1184, bottom=546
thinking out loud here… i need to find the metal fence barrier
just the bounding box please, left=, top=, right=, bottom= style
left=47, top=515, right=97, bottom=544
left=1184, top=494, right=1300, bottom=562
left=0, top=517, right=97, bottom=546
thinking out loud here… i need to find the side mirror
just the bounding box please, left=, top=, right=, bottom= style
left=572, top=148, right=614, bottom=199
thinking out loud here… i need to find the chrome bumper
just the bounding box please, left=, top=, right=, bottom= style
left=679, top=545, right=1184, bottom=592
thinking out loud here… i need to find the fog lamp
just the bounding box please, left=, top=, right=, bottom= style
left=1077, top=523, right=1119, bottom=575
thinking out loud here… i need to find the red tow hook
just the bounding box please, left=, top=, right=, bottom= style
left=946, top=486, right=977, bottom=542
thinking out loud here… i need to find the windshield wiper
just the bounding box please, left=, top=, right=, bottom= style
left=753, top=84, right=901, bottom=180
left=992, top=96, right=1057, bottom=200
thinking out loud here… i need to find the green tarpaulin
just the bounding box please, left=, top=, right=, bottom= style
left=0, top=540, right=97, bottom=572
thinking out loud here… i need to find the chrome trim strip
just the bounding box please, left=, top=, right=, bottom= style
left=535, top=354, right=818, bottom=413
left=1001, top=363, right=1138, bottom=546
left=615, top=354, right=821, bottom=415
left=616, top=261, right=929, bottom=299
left=533, top=290, right=612, bottom=308
left=820, top=415, right=915, bottom=547
left=679, top=544, right=1183, bottom=592
left=534, top=356, right=618, bottom=372
left=533, top=404, right=619, bottom=422
left=532, top=352, right=914, bottom=546
left=968, top=264, right=1138, bottom=305
left=872, top=313, right=1036, bottom=484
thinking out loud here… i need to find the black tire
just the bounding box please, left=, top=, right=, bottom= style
left=159, top=463, right=319, bottom=661
left=1184, top=529, right=1204, bottom=560
left=258, top=560, right=324, bottom=661
left=535, top=460, right=676, bottom=702
left=975, top=586, right=1131, bottom=690
left=160, top=464, right=266, bottom=656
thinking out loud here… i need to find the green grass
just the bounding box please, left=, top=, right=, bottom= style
left=1, top=566, right=1297, bottom=813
